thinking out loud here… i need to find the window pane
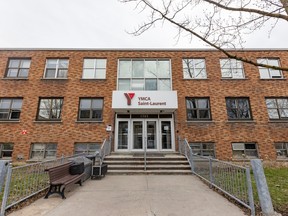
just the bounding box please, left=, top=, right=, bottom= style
left=0, top=100, right=11, bottom=109
left=266, top=99, right=276, bottom=108
left=9, top=60, right=20, bottom=68
left=145, top=79, right=157, bottom=90
left=80, top=110, right=90, bottom=118
left=92, top=110, right=102, bottom=119
left=270, top=69, right=282, bottom=78
left=183, top=68, right=194, bottom=79
left=157, top=60, right=170, bottom=78
left=52, top=99, right=63, bottom=109
left=0, top=112, right=9, bottom=119
left=195, top=68, right=207, bottom=79
left=269, top=59, right=279, bottom=67
left=186, top=99, right=196, bottom=109
left=227, top=109, right=238, bottom=119
left=40, top=99, right=51, bottom=109
left=187, top=110, right=197, bottom=119
left=80, top=99, right=91, bottom=109
left=38, top=110, right=50, bottom=119
left=132, top=60, right=144, bottom=78
left=19, top=69, right=29, bottom=77
left=10, top=111, right=20, bottom=119
left=221, top=69, right=232, bottom=78
left=226, top=99, right=236, bottom=109
left=11, top=99, right=22, bottom=109
left=131, top=79, right=144, bottom=90
left=83, top=69, right=95, bottom=78
left=158, top=79, right=171, bottom=90
left=280, top=109, right=288, bottom=118
left=75, top=144, right=87, bottom=152
left=7, top=69, right=18, bottom=77
left=21, top=60, right=31, bottom=68
left=268, top=109, right=279, bottom=119
left=259, top=69, right=270, bottom=78
left=118, top=79, right=130, bottom=90
left=45, top=69, right=56, bottom=78
left=96, top=59, right=107, bottom=68
left=145, top=60, right=157, bottom=78
left=57, top=69, right=67, bottom=78
left=197, top=99, right=209, bottom=109
left=59, top=59, right=69, bottom=68
left=95, top=69, right=106, bottom=79
left=51, top=109, right=61, bottom=119
left=199, top=110, right=210, bottom=119
left=46, top=59, right=57, bottom=68
left=84, top=59, right=95, bottom=68
left=233, top=69, right=244, bottom=78
left=47, top=144, right=57, bottom=150
left=92, top=99, right=103, bottom=109
left=119, top=60, right=131, bottom=78
left=277, top=99, right=288, bottom=108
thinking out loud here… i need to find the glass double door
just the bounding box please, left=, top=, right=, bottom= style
left=116, top=118, right=173, bottom=151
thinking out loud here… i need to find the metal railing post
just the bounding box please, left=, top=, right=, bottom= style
left=189, top=148, right=195, bottom=173
left=0, top=161, right=9, bottom=194
left=178, top=136, right=182, bottom=155
left=144, top=137, right=147, bottom=171
left=1, top=163, right=12, bottom=216
left=245, top=167, right=255, bottom=216
left=209, top=157, right=213, bottom=188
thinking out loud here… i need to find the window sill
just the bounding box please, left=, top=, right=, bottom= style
left=2, top=77, right=29, bottom=80
left=75, top=120, right=104, bottom=123
left=259, top=78, right=286, bottom=80
left=186, top=120, right=214, bottom=123
left=268, top=120, right=288, bottom=123
left=41, top=78, right=68, bottom=81
left=33, top=120, right=63, bottom=123
left=226, top=120, right=255, bottom=123
left=220, top=78, right=247, bottom=80
left=276, top=158, right=288, bottom=161
left=27, top=158, right=57, bottom=163
left=183, top=78, right=208, bottom=80
left=80, top=78, right=106, bottom=81
left=232, top=158, right=258, bottom=162
left=0, top=120, right=20, bottom=123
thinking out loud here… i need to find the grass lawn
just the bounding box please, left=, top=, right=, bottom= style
left=252, top=166, right=288, bottom=215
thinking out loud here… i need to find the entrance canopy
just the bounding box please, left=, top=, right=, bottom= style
left=112, top=91, right=178, bottom=113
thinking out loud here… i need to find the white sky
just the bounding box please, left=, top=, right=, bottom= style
left=0, top=0, right=287, bottom=49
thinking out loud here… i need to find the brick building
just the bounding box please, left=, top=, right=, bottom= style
left=0, top=48, right=287, bottom=162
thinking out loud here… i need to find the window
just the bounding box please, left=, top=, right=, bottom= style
left=232, top=143, right=258, bottom=159
left=0, top=98, right=23, bottom=121
left=186, top=98, right=211, bottom=120
left=220, top=59, right=245, bottom=79
left=265, top=98, right=288, bottom=120
left=190, top=143, right=215, bottom=157
left=183, top=59, right=207, bottom=79
left=0, top=143, right=13, bottom=158
left=37, top=98, right=63, bottom=121
left=5, top=59, right=31, bottom=78
left=118, top=59, right=171, bottom=91
left=274, top=143, right=288, bottom=159
left=257, top=58, right=283, bottom=79
left=78, top=98, right=103, bottom=121
left=82, top=59, right=107, bottom=79
left=74, top=143, right=101, bottom=155
left=226, top=98, right=252, bottom=120
left=30, top=143, right=57, bottom=160
left=44, top=59, right=69, bottom=79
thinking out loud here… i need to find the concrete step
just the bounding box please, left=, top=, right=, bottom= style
left=105, top=160, right=189, bottom=165
left=105, top=156, right=187, bottom=161
left=107, top=170, right=192, bottom=175
left=108, top=164, right=191, bottom=170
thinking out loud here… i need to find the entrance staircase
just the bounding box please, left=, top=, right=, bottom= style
left=104, top=153, right=192, bottom=175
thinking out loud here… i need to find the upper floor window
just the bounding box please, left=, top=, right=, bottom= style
left=78, top=98, right=103, bottom=121
left=44, top=59, right=69, bottom=79
left=5, top=59, right=31, bottom=78
left=118, top=59, right=171, bottom=91
left=183, top=59, right=207, bottom=79
left=0, top=143, right=13, bottom=159
left=37, top=98, right=63, bottom=121
left=226, top=98, right=252, bottom=120
left=74, top=143, right=101, bottom=155
left=274, top=142, right=288, bottom=159
left=220, top=59, right=245, bottom=79
left=190, top=142, right=215, bottom=157
left=265, top=98, right=288, bottom=120
left=257, top=58, right=283, bottom=79
left=186, top=98, right=211, bottom=121
left=0, top=98, right=23, bottom=121
left=82, top=59, right=107, bottom=79
left=30, top=143, right=57, bottom=160
left=232, top=143, right=258, bottom=159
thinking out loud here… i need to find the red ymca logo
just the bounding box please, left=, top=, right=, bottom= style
left=124, top=93, right=135, bottom=105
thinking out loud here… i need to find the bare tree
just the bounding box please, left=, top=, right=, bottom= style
left=121, top=0, right=288, bottom=71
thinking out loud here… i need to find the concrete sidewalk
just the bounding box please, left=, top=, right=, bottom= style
left=9, top=175, right=246, bottom=216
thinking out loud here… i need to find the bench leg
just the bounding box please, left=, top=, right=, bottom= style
left=60, top=187, right=66, bottom=199
left=44, top=185, right=65, bottom=199
left=44, top=185, right=54, bottom=199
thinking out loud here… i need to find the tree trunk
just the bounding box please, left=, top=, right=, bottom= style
left=280, top=0, right=288, bottom=15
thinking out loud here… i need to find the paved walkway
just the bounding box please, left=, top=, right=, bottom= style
left=9, top=175, right=246, bottom=216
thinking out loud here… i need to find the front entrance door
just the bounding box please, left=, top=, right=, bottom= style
left=132, top=120, right=157, bottom=151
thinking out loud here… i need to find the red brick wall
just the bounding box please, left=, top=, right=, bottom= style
left=0, top=49, right=287, bottom=161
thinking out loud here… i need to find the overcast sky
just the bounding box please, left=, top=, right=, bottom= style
left=0, top=0, right=287, bottom=49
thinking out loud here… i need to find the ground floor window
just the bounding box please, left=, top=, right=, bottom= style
left=30, top=143, right=57, bottom=160
left=74, top=143, right=101, bottom=155
left=189, top=142, right=215, bottom=157
left=274, top=142, right=288, bottom=159
left=0, top=143, right=13, bottom=158
left=232, top=143, right=258, bottom=159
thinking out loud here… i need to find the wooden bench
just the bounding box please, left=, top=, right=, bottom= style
left=44, top=162, right=84, bottom=199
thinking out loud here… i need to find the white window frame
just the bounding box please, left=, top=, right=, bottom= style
left=220, top=58, right=245, bottom=79
left=82, top=58, right=107, bottom=79
left=44, top=59, right=69, bottom=79
left=0, top=98, right=23, bottom=121
left=6, top=58, right=31, bottom=78
left=183, top=58, right=207, bottom=79
left=74, top=143, right=101, bottom=155
left=189, top=142, right=215, bottom=157
left=265, top=98, right=288, bottom=120
left=274, top=142, right=288, bottom=159
left=257, top=58, right=283, bottom=79
left=0, top=143, right=13, bottom=159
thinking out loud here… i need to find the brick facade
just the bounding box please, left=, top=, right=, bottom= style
left=0, top=49, right=287, bottom=161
